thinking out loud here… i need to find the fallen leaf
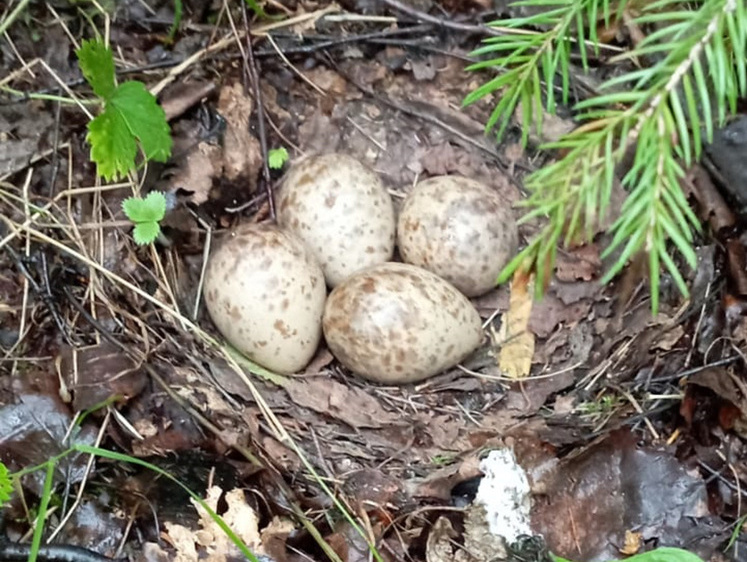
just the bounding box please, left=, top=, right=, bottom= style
left=498, top=273, right=535, bottom=379
left=58, top=341, right=146, bottom=411
left=504, top=371, right=575, bottom=415
left=303, top=346, right=335, bottom=374
left=550, top=279, right=602, bottom=305
left=217, top=83, right=262, bottom=183
left=463, top=504, right=509, bottom=562
left=686, top=164, right=735, bottom=232
left=529, top=293, right=592, bottom=339
left=726, top=238, right=747, bottom=296
left=163, top=487, right=265, bottom=562
left=426, top=517, right=461, bottom=562
left=161, top=81, right=216, bottom=121
left=651, top=324, right=685, bottom=351
left=165, top=141, right=222, bottom=206
left=285, top=379, right=401, bottom=428
left=555, top=244, right=602, bottom=282
left=532, top=430, right=708, bottom=561
left=0, top=394, right=97, bottom=495
left=620, top=530, right=642, bottom=555
left=410, top=58, right=437, bottom=81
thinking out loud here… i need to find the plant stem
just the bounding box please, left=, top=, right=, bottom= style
left=0, top=86, right=95, bottom=105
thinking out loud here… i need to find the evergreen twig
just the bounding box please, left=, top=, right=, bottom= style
left=465, top=0, right=746, bottom=311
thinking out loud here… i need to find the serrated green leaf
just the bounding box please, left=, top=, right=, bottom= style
left=132, top=221, right=160, bottom=245
left=87, top=109, right=137, bottom=181
left=0, top=462, right=12, bottom=505
left=123, top=191, right=167, bottom=224
left=109, top=81, right=172, bottom=163
left=76, top=39, right=116, bottom=99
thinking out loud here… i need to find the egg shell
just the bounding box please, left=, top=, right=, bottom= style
left=323, top=262, right=483, bottom=384
left=397, top=175, right=518, bottom=297
left=277, top=153, right=396, bottom=287
left=203, top=223, right=326, bottom=374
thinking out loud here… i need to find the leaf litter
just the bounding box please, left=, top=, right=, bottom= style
left=0, top=1, right=746, bottom=561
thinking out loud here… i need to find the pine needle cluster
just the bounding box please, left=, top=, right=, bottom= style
left=465, top=0, right=746, bottom=312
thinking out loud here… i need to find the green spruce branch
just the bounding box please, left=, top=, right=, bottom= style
left=465, top=0, right=746, bottom=312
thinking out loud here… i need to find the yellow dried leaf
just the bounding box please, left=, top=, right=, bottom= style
left=497, top=273, right=535, bottom=379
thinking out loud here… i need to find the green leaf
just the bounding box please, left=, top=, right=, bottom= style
left=76, top=39, right=116, bottom=99
left=245, top=0, right=267, bottom=17
left=132, top=221, right=161, bottom=245
left=268, top=147, right=289, bottom=169
left=123, top=191, right=167, bottom=223
left=85, top=80, right=172, bottom=180
left=622, top=547, right=703, bottom=562
left=0, top=462, right=12, bottom=505
left=87, top=109, right=138, bottom=182
left=123, top=191, right=166, bottom=245
left=109, top=81, right=172, bottom=163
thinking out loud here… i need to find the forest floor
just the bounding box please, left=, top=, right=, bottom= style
left=0, top=1, right=746, bottom=562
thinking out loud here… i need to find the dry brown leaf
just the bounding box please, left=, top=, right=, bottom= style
left=167, top=142, right=222, bottom=205
left=162, top=487, right=264, bottom=562
left=498, top=274, right=535, bottom=379
left=217, top=83, right=262, bottom=182
left=620, top=530, right=642, bottom=555
left=285, top=379, right=401, bottom=428
left=651, top=324, right=684, bottom=351
left=161, top=81, right=216, bottom=121
left=687, top=164, right=736, bottom=232
left=555, top=244, right=602, bottom=282
left=426, top=517, right=461, bottom=562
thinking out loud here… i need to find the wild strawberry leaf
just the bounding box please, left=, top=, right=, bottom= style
left=0, top=462, right=12, bottom=505
left=87, top=109, right=137, bottom=182
left=77, top=39, right=172, bottom=181
left=132, top=221, right=161, bottom=246
left=122, top=191, right=167, bottom=224
left=109, top=81, right=172, bottom=163
left=76, top=39, right=116, bottom=99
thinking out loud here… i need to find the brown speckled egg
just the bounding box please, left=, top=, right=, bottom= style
left=397, top=176, right=518, bottom=297
left=277, top=153, right=396, bottom=287
left=323, top=262, right=483, bottom=384
left=203, top=223, right=326, bottom=374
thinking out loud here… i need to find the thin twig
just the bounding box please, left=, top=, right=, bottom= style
left=380, top=0, right=503, bottom=37
left=241, top=3, right=275, bottom=219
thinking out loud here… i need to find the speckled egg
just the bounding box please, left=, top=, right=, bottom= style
left=277, top=153, right=396, bottom=287
left=323, top=262, right=483, bottom=384
left=397, top=175, right=518, bottom=297
left=203, top=223, right=326, bottom=374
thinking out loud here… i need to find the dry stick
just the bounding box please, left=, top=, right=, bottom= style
left=150, top=5, right=339, bottom=96
left=380, top=0, right=504, bottom=36
left=241, top=2, right=275, bottom=219
left=266, top=33, right=326, bottom=95
left=252, top=22, right=437, bottom=57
